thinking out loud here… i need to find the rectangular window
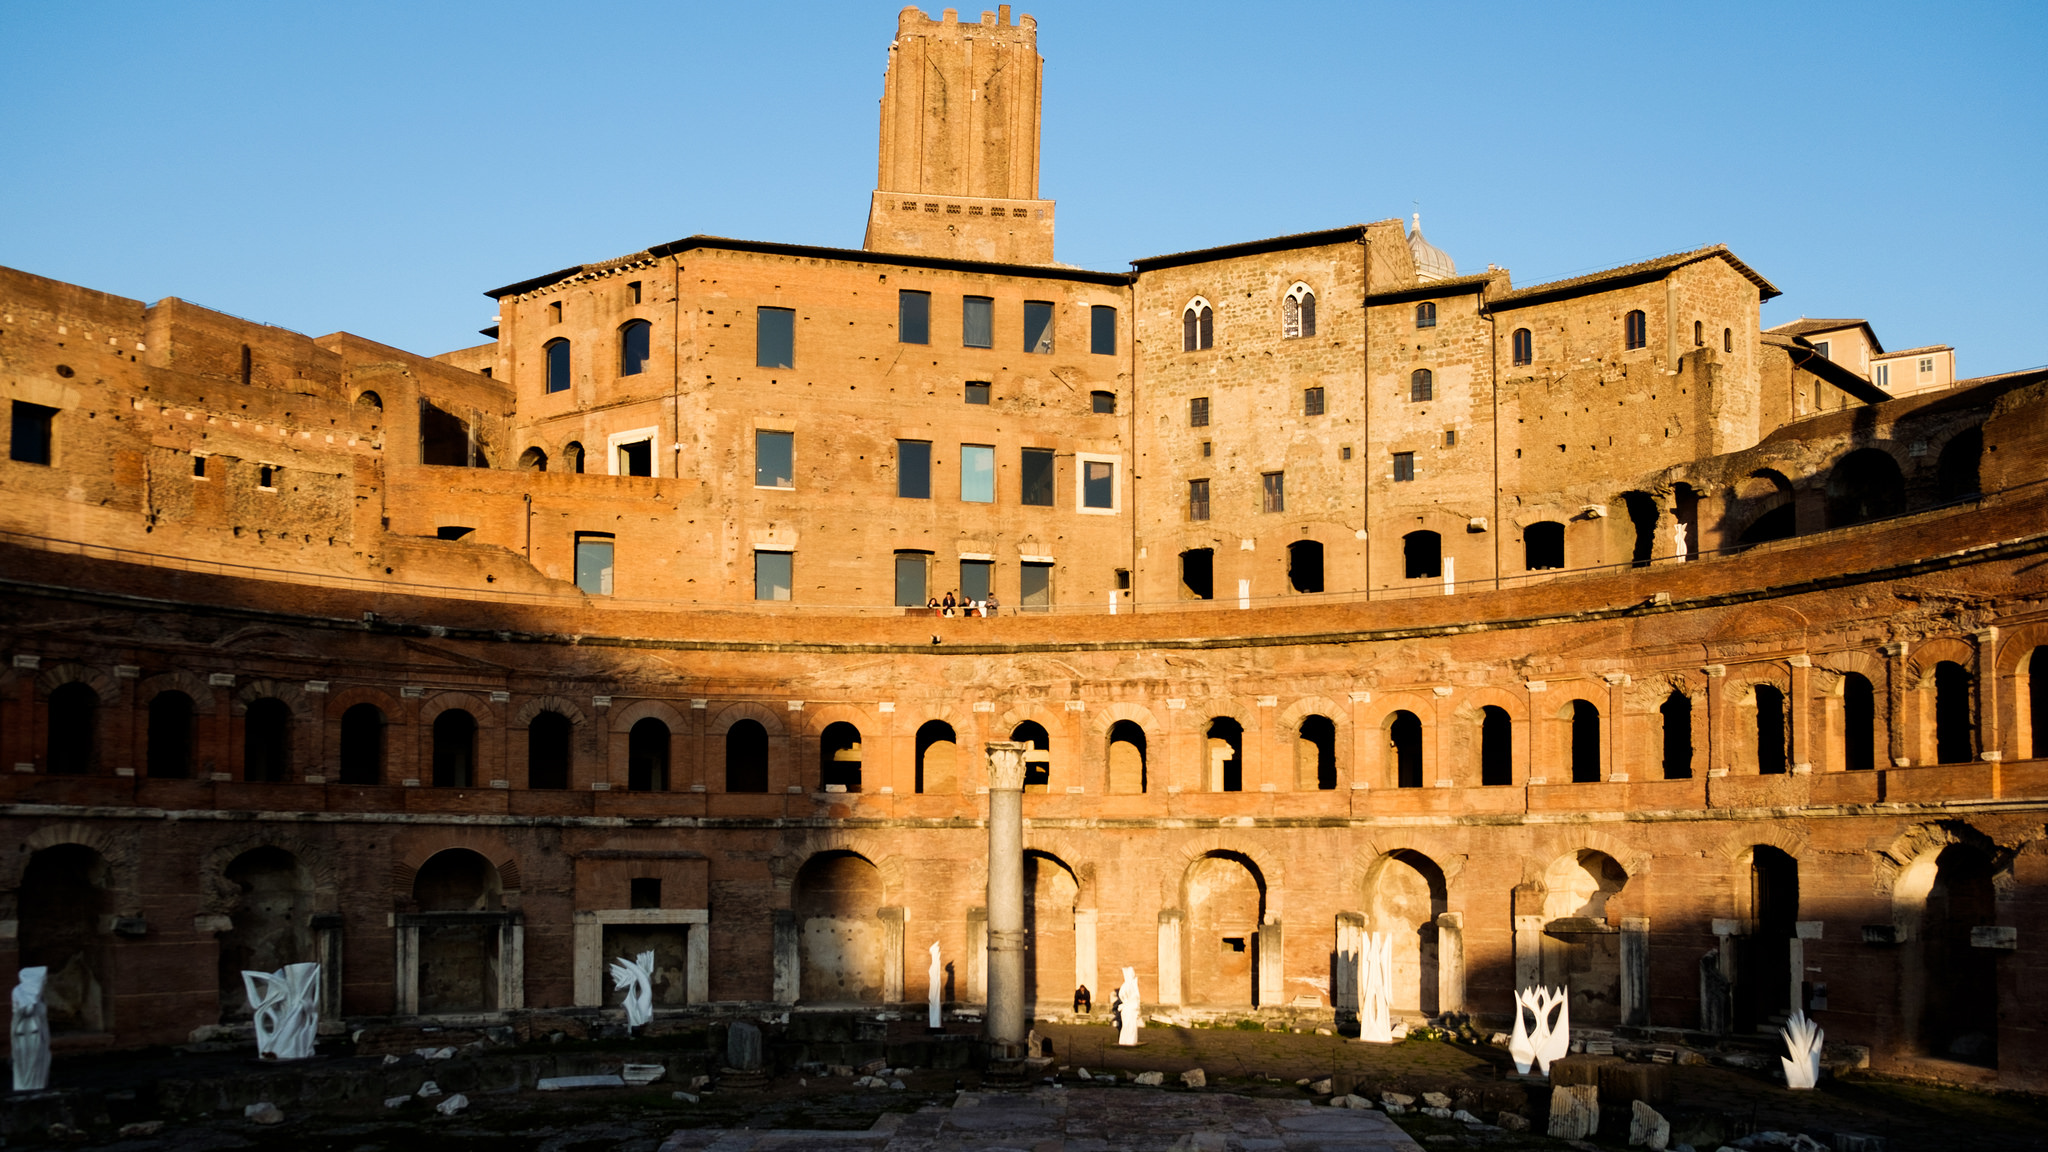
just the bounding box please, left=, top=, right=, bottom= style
left=897, top=439, right=931, bottom=499
left=1444, top=429, right=1458, bottom=448
left=627, top=280, right=642, bottom=305
left=1083, top=459, right=1114, bottom=509
left=1090, top=305, right=1116, bottom=355
left=618, top=439, right=652, bottom=477
left=548, top=301, right=562, bottom=324
left=1201, top=440, right=1212, bottom=457
left=756, top=430, right=793, bottom=488
left=192, top=453, right=207, bottom=478
left=1091, top=390, right=1116, bottom=414
left=894, top=552, right=929, bottom=607
left=9, top=401, right=55, bottom=465
left=960, top=558, right=993, bottom=603
left=1393, top=451, right=1416, bottom=482
left=754, top=550, right=792, bottom=601
left=1919, top=357, right=1934, bottom=373
left=960, top=444, right=995, bottom=503
left=756, top=306, right=794, bottom=368
left=965, top=380, right=991, bottom=405
left=898, top=290, right=930, bottom=344
left=1021, top=448, right=1055, bottom=506
left=1875, top=363, right=1889, bottom=388
left=1022, top=301, right=1054, bottom=354
left=1188, top=478, right=1210, bottom=521
left=1261, top=471, right=1284, bottom=513
left=1020, top=561, right=1052, bottom=612
left=575, top=534, right=615, bottom=595
left=1189, top=396, right=1210, bottom=427
left=963, top=296, right=993, bottom=348
left=1304, top=386, right=1325, bottom=416
left=1340, top=444, right=1353, bottom=461
left=1813, top=340, right=1831, bottom=361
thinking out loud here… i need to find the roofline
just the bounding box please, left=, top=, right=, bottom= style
left=1487, top=246, right=1781, bottom=313
left=1364, top=272, right=1499, bottom=306
left=1765, top=333, right=1893, bottom=404
left=1874, top=344, right=1953, bottom=359
left=485, top=236, right=1134, bottom=298
left=1130, top=225, right=1371, bottom=272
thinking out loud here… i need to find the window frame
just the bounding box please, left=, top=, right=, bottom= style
left=1020, top=447, right=1055, bottom=507
left=1260, top=470, right=1285, bottom=514
left=1303, top=386, right=1325, bottom=416
left=1511, top=327, right=1533, bottom=366
left=1415, top=301, right=1437, bottom=329
left=1282, top=282, right=1316, bottom=339
left=1624, top=309, right=1648, bottom=351
left=897, top=439, right=932, bottom=500
left=618, top=319, right=652, bottom=377
left=574, top=532, right=616, bottom=596
left=1187, top=477, right=1210, bottom=521
left=1019, top=561, right=1053, bottom=612
left=959, top=443, right=996, bottom=504
left=1022, top=300, right=1055, bottom=354
left=1089, top=305, right=1117, bottom=355
left=1091, top=390, right=1117, bottom=415
left=754, top=428, right=795, bottom=489
left=608, top=425, right=661, bottom=478
left=962, top=296, right=994, bottom=349
left=1182, top=297, right=1214, bottom=352
left=1410, top=368, right=1433, bottom=402
left=1392, top=451, right=1416, bottom=482
left=898, top=290, right=931, bottom=345
left=893, top=550, right=931, bottom=607
left=1075, top=452, right=1121, bottom=515
left=1189, top=396, right=1210, bottom=427
left=755, top=306, right=795, bottom=368
left=753, top=549, right=793, bottom=601
left=544, top=338, right=571, bottom=394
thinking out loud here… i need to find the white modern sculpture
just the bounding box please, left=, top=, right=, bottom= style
left=1508, top=985, right=1570, bottom=1076
left=11, top=966, right=50, bottom=1091
left=928, top=942, right=942, bottom=1029
left=1781, top=1010, right=1824, bottom=1090
left=609, top=950, right=655, bottom=1030
left=242, top=962, right=321, bottom=1061
left=1355, top=931, right=1395, bottom=1043
left=1115, top=966, right=1142, bottom=1046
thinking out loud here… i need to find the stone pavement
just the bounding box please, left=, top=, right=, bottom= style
left=656, top=1088, right=1422, bottom=1152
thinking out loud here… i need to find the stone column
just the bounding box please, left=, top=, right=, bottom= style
left=984, top=740, right=1028, bottom=1054
left=771, top=909, right=800, bottom=1004
left=1883, top=641, right=1910, bottom=766
left=1334, top=912, right=1364, bottom=1013
left=879, top=906, right=906, bottom=1005
left=966, top=907, right=988, bottom=1002
left=1073, top=907, right=1099, bottom=1005
left=686, top=920, right=710, bottom=1004
left=1789, top=656, right=1814, bottom=773
left=1620, top=916, right=1650, bottom=1026
left=1974, top=628, right=2000, bottom=760
left=1258, top=917, right=1284, bottom=1006
left=1157, top=909, right=1184, bottom=1006
left=1435, top=912, right=1465, bottom=1014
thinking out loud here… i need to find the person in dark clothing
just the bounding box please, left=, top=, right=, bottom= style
left=1073, top=984, right=1091, bottom=1014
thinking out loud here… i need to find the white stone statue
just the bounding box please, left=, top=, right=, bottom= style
left=1781, top=1010, right=1823, bottom=1090
left=242, top=962, right=321, bottom=1061
left=927, top=942, right=942, bottom=1029
left=1356, top=932, right=1395, bottom=1043
left=1508, top=985, right=1570, bottom=1076
left=1115, top=966, right=1141, bottom=1046
left=12, top=966, right=50, bottom=1092
left=609, top=950, right=655, bottom=1030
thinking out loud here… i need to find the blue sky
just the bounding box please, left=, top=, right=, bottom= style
left=3, top=2, right=2043, bottom=374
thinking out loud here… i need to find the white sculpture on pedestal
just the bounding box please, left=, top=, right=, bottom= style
left=1781, top=1010, right=1824, bottom=1090
left=609, top=950, right=655, bottom=1030
left=1356, top=931, right=1395, bottom=1043
left=11, top=966, right=50, bottom=1092
left=1115, top=966, right=1142, bottom=1046
left=1508, top=985, right=1570, bottom=1076
left=928, top=942, right=943, bottom=1029
left=242, top=962, right=321, bottom=1061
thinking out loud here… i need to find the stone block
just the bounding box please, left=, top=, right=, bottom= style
left=1547, top=1084, right=1598, bottom=1139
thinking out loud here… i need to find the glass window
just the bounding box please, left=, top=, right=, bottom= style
left=619, top=320, right=651, bottom=376
left=898, top=439, right=931, bottom=499
left=961, top=444, right=995, bottom=503
left=10, top=400, right=55, bottom=465
left=1083, top=460, right=1114, bottom=509
left=960, top=558, right=993, bottom=602
left=963, top=296, right=993, bottom=348
left=1091, top=390, right=1116, bottom=414
left=1512, top=327, right=1532, bottom=366
left=894, top=552, right=928, bottom=607
left=1261, top=471, right=1284, bottom=513
left=1875, top=364, right=1889, bottom=388
left=1624, top=309, right=1648, bottom=351
left=899, top=290, right=930, bottom=344
left=1812, top=339, right=1831, bottom=360
left=618, top=439, right=652, bottom=477
left=1416, top=302, right=1437, bottom=329
left=1410, top=369, right=1433, bottom=402
left=1189, top=396, right=1210, bottom=427
left=1283, top=285, right=1315, bottom=338
left=1020, top=562, right=1052, bottom=612
left=1021, top=448, right=1055, bottom=506
left=1188, top=478, right=1210, bottom=521
left=1023, top=301, right=1054, bottom=354
left=1393, top=451, right=1416, bottom=482
left=1090, top=305, right=1116, bottom=355
left=756, top=430, right=793, bottom=488
left=1182, top=301, right=1213, bottom=351
left=965, top=381, right=991, bottom=404
left=1304, top=386, right=1325, bottom=416
left=544, top=339, right=571, bottom=394
left=754, top=550, right=792, bottom=601
left=756, top=306, right=794, bottom=368
left=575, top=534, right=614, bottom=595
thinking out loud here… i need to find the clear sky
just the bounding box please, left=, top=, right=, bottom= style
left=3, top=1, right=2043, bottom=375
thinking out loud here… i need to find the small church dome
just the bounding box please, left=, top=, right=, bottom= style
left=1408, top=214, right=1457, bottom=283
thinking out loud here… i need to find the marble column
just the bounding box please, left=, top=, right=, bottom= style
left=1436, top=912, right=1465, bottom=1015
left=1620, top=916, right=1650, bottom=1026
left=984, top=740, right=1027, bottom=1054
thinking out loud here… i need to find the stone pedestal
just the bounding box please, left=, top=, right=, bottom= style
left=984, top=741, right=1027, bottom=1055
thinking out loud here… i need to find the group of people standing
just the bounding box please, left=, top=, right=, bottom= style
left=929, top=590, right=998, bottom=617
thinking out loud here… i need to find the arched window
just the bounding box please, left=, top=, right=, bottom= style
left=45, top=682, right=97, bottom=775
left=1624, top=309, right=1648, bottom=350
left=629, top=717, right=669, bottom=791
left=1826, top=448, right=1905, bottom=527
left=563, top=441, right=585, bottom=474
left=1011, top=721, right=1050, bottom=791
left=244, top=698, right=292, bottom=783
left=1415, top=302, right=1437, bottom=329
left=1937, top=427, right=1983, bottom=502
left=146, top=690, right=193, bottom=779
left=1844, top=673, right=1877, bottom=770
left=619, top=320, right=651, bottom=377
left=1403, top=530, right=1441, bottom=579
left=339, top=703, right=384, bottom=785
left=1108, top=719, right=1147, bottom=794
left=544, top=338, right=571, bottom=393
left=725, top=719, right=769, bottom=792
left=820, top=721, right=862, bottom=791
left=1755, top=684, right=1787, bottom=774
left=1407, top=368, right=1434, bottom=403
left=1935, top=661, right=1974, bottom=764
left=1511, top=327, right=1532, bottom=366
left=915, top=720, right=957, bottom=794
left=1182, top=298, right=1214, bottom=351
left=1661, top=690, right=1693, bottom=779
left=1282, top=283, right=1316, bottom=339
left=1298, top=715, right=1336, bottom=790
left=1287, top=539, right=1324, bottom=593
left=431, top=709, right=476, bottom=787
left=528, top=711, right=572, bottom=790
left=518, top=446, right=547, bottom=472
left=2032, top=648, right=2048, bottom=760
left=1569, top=699, right=1601, bottom=783
left=1480, top=706, right=1512, bottom=785
left=1693, top=319, right=1704, bottom=346
left=1524, top=521, right=1564, bottom=570
left=355, top=389, right=383, bottom=410
left=1724, top=327, right=1733, bottom=352
left=1205, top=717, right=1243, bottom=792
left=1621, top=491, right=1659, bottom=567
left=1388, top=710, right=1423, bottom=787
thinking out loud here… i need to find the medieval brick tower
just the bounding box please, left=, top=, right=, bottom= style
left=862, top=5, right=1057, bottom=264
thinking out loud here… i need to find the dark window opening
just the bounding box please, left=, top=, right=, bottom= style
left=1090, top=305, right=1117, bottom=354
left=432, top=709, right=476, bottom=788
left=1844, top=673, right=1877, bottom=770
left=544, top=338, right=571, bottom=394
left=1091, top=390, right=1117, bottom=414
left=1084, top=460, right=1114, bottom=509
left=193, top=454, right=208, bottom=477
left=10, top=401, right=56, bottom=465
left=1512, top=327, right=1533, bottom=366
left=959, top=558, right=992, bottom=603
left=619, top=320, right=651, bottom=376
left=756, top=307, right=794, bottom=368
left=1022, top=301, right=1054, bottom=354
left=756, top=430, right=793, bottom=487
left=627, top=280, right=642, bottom=305
left=965, top=380, right=991, bottom=405
left=339, top=703, right=384, bottom=785
left=419, top=399, right=476, bottom=467
left=564, top=441, right=585, bottom=474
left=1481, top=705, right=1513, bottom=786
left=1183, top=303, right=1213, bottom=351
left=629, top=718, right=670, bottom=792
left=1661, top=691, right=1693, bottom=779
left=258, top=464, right=276, bottom=488
left=821, top=721, right=863, bottom=791
left=899, top=290, right=931, bottom=345
left=1189, top=396, right=1210, bottom=426
left=1410, top=369, right=1433, bottom=402
left=755, top=550, right=792, bottom=601
left=1937, top=427, right=1984, bottom=502
left=435, top=525, right=474, bottom=541
left=1724, top=327, right=1733, bottom=352
left=45, top=682, right=96, bottom=775
left=146, top=691, right=194, bottom=779
left=1287, top=539, right=1323, bottom=593
left=1415, top=302, right=1437, bottom=329
left=1935, top=661, right=1974, bottom=764
left=1622, top=491, right=1659, bottom=567
left=915, top=720, right=956, bottom=794
left=895, top=551, right=930, bottom=607
left=1403, top=530, right=1441, bottom=579
left=1524, top=521, right=1565, bottom=570
left=1011, top=721, right=1050, bottom=790
left=1393, top=451, right=1415, bottom=482
left=239, top=343, right=252, bottom=385
left=629, top=878, right=660, bottom=910
left=1181, top=548, right=1214, bottom=600
left=1283, top=288, right=1317, bottom=338
left=1389, top=710, right=1423, bottom=787
left=1570, top=699, right=1601, bottom=783
left=1020, top=561, right=1051, bottom=612
left=1260, top=470, right=1284, bottom=513
left=1303, top=386, right=1325, bottom=416
left=1624, top=309, right=1648, bottom=350
left=1108, top=719, right=1147, bottom=793
left=1021, top=447, right=1055, bottom=506
left=1188, top=478, right=1210, bottom=521
left=2031, top=649, right=2048, bottom=759
left=725, top=719, right=769, bottom=792
left=528, top=710, right=572, bottom=790
left=575, top=533, right=615, bottom=596
left=1755, top=684, right=1788, bottom=774
left=963, top=296, right=993, bottom=348
left=1738, top=504, right=1796, bottom=546
left=518, top=446, right=548, bottom=472
left=1206, top=717, right=1243, bottom=792
left=1826, top=448, right=1906, bottom=528
left=898, top=440, right=932, bottom=499
left=1694, top=319, right=1704, bottom=346
left=1300, top=714, right=1336, bottom=790
left=244, top=697, right=292, bottom=783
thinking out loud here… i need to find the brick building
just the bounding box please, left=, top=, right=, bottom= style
left=2, top=6, right=2045, bottom=1090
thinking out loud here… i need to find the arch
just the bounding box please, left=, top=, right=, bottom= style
left=1568, top=698, right=1601, bottom=782
left=626, top=716, right=671, bottom=792
left=1480, top=705, right=1513, bottom=786
left=391, top=837, right=522, bottom=902
left=1415, top=301, right=1437, bottom=329
left=1935, top=425, right=1983, bottom=502
left=563, top=441, right=585, bottom=474
left=1523, top=521, right=1565, bottom=570
left=819, top=720, right=862, bottom=792
left=431, top=708, right=478, bottom=787
left=1511, top=326, right=1533, bottom=366
left=412, top=847, right=504, bottom=911
left=34, top=662, right=118, bottom=705
left=354, top=389, right=383, bottom=410
left=618, top=318, right=652, bottom=376
left=1385, top=709, right=1423, bottom=788
left=1659, top=689, right=1694, bottom=779
left=44, top=681, right=99, bottom=775
left=1287, top=539, right=1325, bottom=593
left=146, top=689, right=195, bottom=779
left=1180, top=850, right=1268, bottom=1006
left=791, top=850, right=887, bottom=1004
left=528, top=710, right=574, bottom=790
left=544, top=337, right=571, bottom=393
left=1754, top=683, right=1788, bottom=774
left=1204, top=716, right=1244, bottom=792
left=1731, top=845, right=1801, bottom=1033
left=1891, top=837, right=2001, bottom=1065
left=240, top=696, right=293, bottom=783
left=725, top=718, right=770, bottom=792
left=231, top=678, right=313, bottom=718
left=1693, top=319, right=1704, bottom=346
left=136, top=670, right=215, bottom=713
left=915, top=719, right=958, bottom=794
left=1402, top=530, right=1441, bottom=579
left=411, top=847, right=505, bottom=1014
left=1182, top=297, right=1214, bottom=352
left=214, top=846, right=315, bottom=1023
left=1360, top=849, right=1449, bottom=1015
left=1023, top=849, right=1082, bottom=1012
left=1009, top=720, right=1050, bottom=791
left=1540, top=848, right=1631, bottom=1025
left=1282, top=282, right=1316, bottom=339
left=515, top=694, right=590, bottom=728
left=1408, top=367, right=1433, bottom=402
left=18, top=844, right=112, bottom=1033
left=1624, top=308, right=1647, bottom=349
left=1826, top=447, right=1905, bottom=527
left=1620, top=491, right=1659, bottom=566
left=1934, top=660, right=1975, bottom=764
left=1107, top=719, right=1148, bottom=794
left=339, top=702, right=386, bottom=785
left=6, top=823, right=141, bottom=899
left=1842, top=671, right=1879, bottom=771
left=1295, top=714, right=1337, bottom=790
left=517, top=446, right=548, bottom=472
